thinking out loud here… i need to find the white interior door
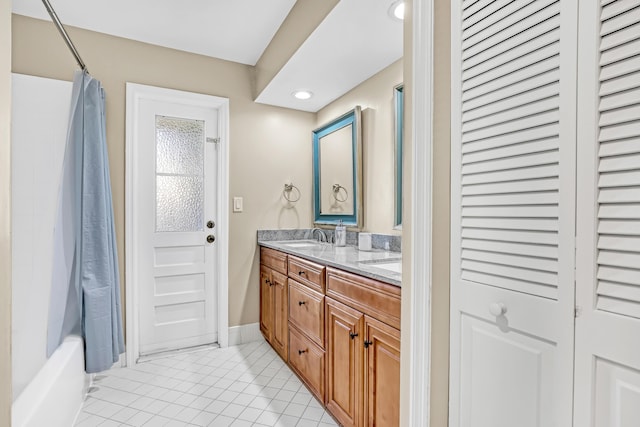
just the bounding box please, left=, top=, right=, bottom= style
left=450, top=1, right=577, bottom=426
left=574, top=2, right=640, bottom=425
left=134, top=97, right=219, bottom=356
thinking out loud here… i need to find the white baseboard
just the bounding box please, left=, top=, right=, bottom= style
left=228, top=323, right=262, bottom=346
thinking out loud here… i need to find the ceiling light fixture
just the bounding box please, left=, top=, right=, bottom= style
left=389, top=1, right=405, bottom=20
left=293, top=90, right=313, bottom=100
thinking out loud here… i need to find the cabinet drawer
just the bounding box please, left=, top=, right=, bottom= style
left=261, top=247, right=288, bottom=275
left=289, top=325, right=325, bottom=402
left=326, top=267, right=401, bottom=330
left=288, top=255, right=326, bottom=293
left=289, top=279, right=325, bottom=348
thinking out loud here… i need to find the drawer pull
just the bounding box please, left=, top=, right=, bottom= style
left=349, top=332, right=358, bottom=340
left=298, top=301, right=306, bottom=306
left=364, top=340, right=372, bottom=349
left=298, top=349, right=307, bottom=355
left=489, top=302, right=507, bottom=317
left=298, top=271, right=307, bottom=276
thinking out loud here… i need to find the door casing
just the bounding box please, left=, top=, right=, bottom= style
left=125, top=83, right=230, bottom=366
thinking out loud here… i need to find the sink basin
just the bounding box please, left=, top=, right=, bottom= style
left=358, top=258, right=402, bottom=274
left=368, top=261, right=402, bottom=273
left=281, top=241, right=319, bottom=249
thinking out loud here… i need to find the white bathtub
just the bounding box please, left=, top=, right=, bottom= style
left=12, top=336, right=89, bottom=427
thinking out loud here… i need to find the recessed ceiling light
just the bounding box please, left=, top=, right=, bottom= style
left=293, top=90, right=313, bottom=100
left=389, top=1, right=405, bottom=20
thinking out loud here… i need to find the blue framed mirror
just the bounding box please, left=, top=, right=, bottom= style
left=394, top=85, right=404, bottom=228
left=313, top=106, right=363, bottom=229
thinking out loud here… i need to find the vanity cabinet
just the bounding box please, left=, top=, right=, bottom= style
left=326, top=297, right=364, bottom=427
left=259, top=247, right=401, bottom=427
left=326, top=267, right=401, bottom=427
left=363, top=316, right=400, bottom=427
left=287, top=255, right=327, bottom=401
left=259, top=248, right=289, bottom=361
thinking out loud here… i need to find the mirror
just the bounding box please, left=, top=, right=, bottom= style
left=313, top=106, right=363, bottom=228
left=394, top=84, right=404, bottom=228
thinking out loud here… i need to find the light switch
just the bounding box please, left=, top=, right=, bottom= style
left=233, top=197, right=243, bottom=213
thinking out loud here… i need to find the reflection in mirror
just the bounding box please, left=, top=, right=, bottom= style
left=394, top=84, right=404, bottom=228
left=313, top=106, right=362, bottom=228
left=319, top=125, right=354, bottom=215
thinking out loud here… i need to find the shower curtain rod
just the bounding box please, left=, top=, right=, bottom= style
left=41, top=0, right=88, bottom=73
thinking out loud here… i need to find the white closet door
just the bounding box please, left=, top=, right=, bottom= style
left=575, top=1, right=640, bottom=425
left=450, top=1, right=577, bottom=426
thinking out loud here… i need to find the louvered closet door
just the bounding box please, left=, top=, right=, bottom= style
left=574, top=2, right=640, bottom=425
left=450, top=1, right=577, bottom=426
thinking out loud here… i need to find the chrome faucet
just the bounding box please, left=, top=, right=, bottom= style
left=310, top=228, right=328, bottom=243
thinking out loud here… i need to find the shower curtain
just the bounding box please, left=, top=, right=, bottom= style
left=47, top=70, right=124, bottom=373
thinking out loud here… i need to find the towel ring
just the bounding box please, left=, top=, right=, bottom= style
left=283, top=183, right=301, bottom=202
left=332, top=184, right=349, bottom=203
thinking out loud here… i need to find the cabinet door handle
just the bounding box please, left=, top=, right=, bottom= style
left=298, top=301, right=306, bottom=306
left=364, top=340, right=372, bottom=348
left=298, top=271, right=306, bottom=276
left=298, top=349, right=307, bottom=355
left=350, top=332, right=358, bottom=340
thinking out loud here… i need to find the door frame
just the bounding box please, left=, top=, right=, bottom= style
left=124, top=83, right=230, bottom=366
left=407, top=0, right=434, bottom=425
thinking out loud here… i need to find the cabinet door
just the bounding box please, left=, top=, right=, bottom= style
left=574, top=2, right=640, bottom=425
left=450, top=0, right=577, bottom=426
left=271, top=269, right=289, bottom=361
left=259, top=265, right=273, bottom=341
left=326, top=297, right=364, bottom=427
left=364, top=316, right=400, bottom=427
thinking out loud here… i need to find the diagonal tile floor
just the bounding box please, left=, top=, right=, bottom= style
left=74, top=340, right=339, bottom=427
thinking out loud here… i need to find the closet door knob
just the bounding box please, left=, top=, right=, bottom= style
left=206, top=235, right=215, bottom=243
left=489, top=302, right=507, bottom=317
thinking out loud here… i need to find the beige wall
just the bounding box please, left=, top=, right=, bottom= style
left=11, top=14, right=316, bottom=328
left=317, top=60, right=403, bottom=235
left=0, top=0, right=11, bottom=424
left=430, top=0, right=451, bottom=424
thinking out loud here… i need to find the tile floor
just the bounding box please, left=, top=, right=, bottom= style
left=74, top=340, right=339, bottom=427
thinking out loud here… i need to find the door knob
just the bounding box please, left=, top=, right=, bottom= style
left=207, top=220, right=215, bottom=229
left=489, top=302, right=507, bottom=317
left=206, top=235, right=215, bottom=243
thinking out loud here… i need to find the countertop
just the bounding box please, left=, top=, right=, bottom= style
left=258, top=240, right=402, bottom=287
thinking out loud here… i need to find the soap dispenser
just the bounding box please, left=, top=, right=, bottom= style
left=335, top=220, right=346, bottom=247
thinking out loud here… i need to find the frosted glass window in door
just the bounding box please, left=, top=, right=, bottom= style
left=156, top=116, right=204, bottom=175
left=155, top=115, right=205, bottom=232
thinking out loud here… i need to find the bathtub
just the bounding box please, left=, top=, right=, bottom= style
left=12, top=336, right=89, bottom=427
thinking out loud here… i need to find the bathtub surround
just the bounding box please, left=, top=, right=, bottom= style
left=48, top=70, right=124, bottom=372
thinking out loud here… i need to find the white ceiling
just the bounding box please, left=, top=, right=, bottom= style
left=12, top=0, right=403, bottom=112
left=255, top=0, right=404, bottom=112
left=12, top=0, right=296, bottom=65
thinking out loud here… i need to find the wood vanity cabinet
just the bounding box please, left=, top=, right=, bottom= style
left=364, top=316, right=400, bottom=427
left=259, top=248, right=288, bottom=361
left=326, top=267, right=401, bottom=427
left=259, top=248, right=401, bottom=427
left=326, top=297, right=364, bottom=427
left=287, top=255, right=327, bottom=401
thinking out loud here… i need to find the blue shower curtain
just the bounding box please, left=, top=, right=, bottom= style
left=47, top=70, right=124, bottom=373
